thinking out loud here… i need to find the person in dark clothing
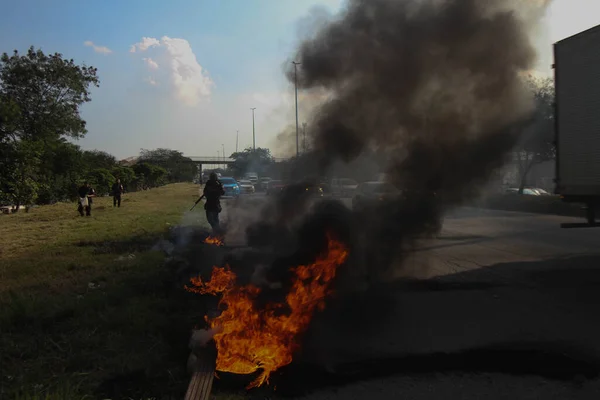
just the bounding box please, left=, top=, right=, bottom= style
left=77, top=182, right=96, bottom=216
left=112, top=179, right=124, bottom=207
left=203, top=172, right=225, bottom=234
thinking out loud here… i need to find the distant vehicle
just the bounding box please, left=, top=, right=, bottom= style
left=319, top=179, right=331, bottom=193
left=505, top=188, right=544, bottom=196
left=554, top=24, right=600, bottom=224
left=244, top=172, right=259, bottom=185
left=280, top=181, right=324, bottom=198
left=257, top=177, right=272, bottom=191
left=219, top=177, right=240, bottom=197
left=376, top=173, right=388, bottom=182
left=237, top=180, right=255, bottom=194
left=265, top=180, right=286, bottom=195
left=529, top=187, right=552, bottom=196
left=331, top=178, right=358, bottom=196
left=302, top=182, right=324, bottom=197
left=352, top=181, right=401, bottom=210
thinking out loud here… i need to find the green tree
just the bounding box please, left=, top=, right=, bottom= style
left=86, top=168, right=116, bottom=195
left=82, top=150, right=116, bottom=171
left=132, top=162, right=167, bottom=189
left=0, top=140, right=42, bottom=208
left=0, top=46, right=99, bottom=209
left=110, top=165, right=136, bottom=190
left=515, top=76, right=555, bottom=193
left=36, top=141, right=85, bottom=203
left=228, top=147, right=274, bottom=177
left=139, top=148, right=195, bottom=182
left=0, top=47, right=99, bottom=141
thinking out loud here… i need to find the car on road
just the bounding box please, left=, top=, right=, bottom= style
left=530, top=187, right=552, bottom=196
left=352, top=181, right=401, bottom=210
left=331, top=178, right=359, bottom=196
left=257, top=177, right=272, bottom=191
left=294, top=182, right=323, bottom=197
left=244, top=172, right=259, bottom=185
left=219, top=177, right=240, bottom=197
left=279, top=181, right=324, bottom=198
left=301, top=182, right=324, bottom=197
left=265, top=180, right=286, bottom=195
left=505, top=187, right=547, bottom=196
left=237, top=180, right=255, bottom=194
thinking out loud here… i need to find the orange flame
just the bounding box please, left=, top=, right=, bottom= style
left=185, top=234, right=348, bottom=388
left=204, top=235, right=224, bottom=246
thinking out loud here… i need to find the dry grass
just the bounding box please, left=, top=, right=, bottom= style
left=0, top=183, right=215, bottom=399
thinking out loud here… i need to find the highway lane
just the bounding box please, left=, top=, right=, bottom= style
left=297, top=205, right=600, bottom=396
left=403, top=206, right=600, bottom=281
left=295, top=206, right=600, bottom=399
left=218, top=195, right=600, bottom=398
left=227, top=194, right=600, bottom=282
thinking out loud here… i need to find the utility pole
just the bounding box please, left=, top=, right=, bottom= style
left=222, top=144, right=225, bottom=167
left=292, top=61, right=301, bottom=157
left=302, top=122, right=307, bottom=153
left=236, top=130, right=239, bottom=153
left=251, top=108, right=256, bottom=151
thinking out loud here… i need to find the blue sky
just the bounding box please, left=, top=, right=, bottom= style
left=1, top=0, right=599, bottom=160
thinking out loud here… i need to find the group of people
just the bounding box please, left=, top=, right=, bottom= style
left=76, top=179, right=124, bottom=217
left=76, top=173, right=225, bottom=235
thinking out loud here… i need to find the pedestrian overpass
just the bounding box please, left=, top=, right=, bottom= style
left=186, top=156, right=290, bottom=171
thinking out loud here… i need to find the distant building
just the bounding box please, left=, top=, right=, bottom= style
left=118, top=156, right=139, bottom=166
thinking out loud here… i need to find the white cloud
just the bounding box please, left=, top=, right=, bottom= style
left=131, top=36, right=213, bottom=106
left=143, top=57, right=159, bottom=70
left=129, top=37, right=160, bottom=53
left=146, top=77, right=158, bottom=86
left=83, top=40, right=112, bottom=55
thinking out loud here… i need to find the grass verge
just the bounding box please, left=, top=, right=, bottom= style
left=0, top=183, right=213, bottom=399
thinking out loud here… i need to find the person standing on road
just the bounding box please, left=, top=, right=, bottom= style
left=112, top=178, right=124, bottom=208
left=203, top=172, right=225, bottom=234
left=77, top=182, right=96, bottom=217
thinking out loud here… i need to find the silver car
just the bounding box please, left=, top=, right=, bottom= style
left=237, top=180, right=255, bottom=194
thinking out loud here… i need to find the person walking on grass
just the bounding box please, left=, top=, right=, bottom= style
left=77, top=182, right=96, bottom=217
left=112, top=178, right=124, bottom=208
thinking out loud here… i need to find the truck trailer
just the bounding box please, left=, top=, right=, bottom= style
left=554, top=24, right=600, bottom=225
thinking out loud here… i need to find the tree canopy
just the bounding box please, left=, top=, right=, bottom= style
left=0, top=47, right=99, bottom=207
left=228, top=147, right=274, bottom=177
left=0, top=47, right=99, bottom=142
left=515, top=76, right=555, bottom=192
left=139, top=148, right=196, bottom=183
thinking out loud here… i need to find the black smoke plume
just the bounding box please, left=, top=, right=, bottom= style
left=187, top=0, right=550, bottom=376
left=242, top=0, right=546, bottom=283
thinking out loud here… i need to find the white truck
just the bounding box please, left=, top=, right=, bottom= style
left=554, top=24, right=600, bottom=224
left=244, top=172, right=259, bottom=185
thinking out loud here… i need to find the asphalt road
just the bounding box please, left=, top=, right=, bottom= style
left=302, top=206, right=600, bottom=399
left=222, top=195, right=600, bottom=398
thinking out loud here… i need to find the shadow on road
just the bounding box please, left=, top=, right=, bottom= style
left=211, top=253, right=600, bottom=396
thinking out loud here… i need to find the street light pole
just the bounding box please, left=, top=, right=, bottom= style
left=222, top=144, right=225, bottom=166
left=251, top=108, right=256, bottom=151
left=292, top=61, right=301, bottom=157
left=236, top=130, right=239, bottom=153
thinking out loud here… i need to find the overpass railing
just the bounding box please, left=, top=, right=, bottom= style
left=187, top=156, right=290, bottom=162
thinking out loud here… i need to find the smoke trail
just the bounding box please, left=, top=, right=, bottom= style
left=273, top=0, right=548, bottom=277
left=223, top=0, right=552, bottom=295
